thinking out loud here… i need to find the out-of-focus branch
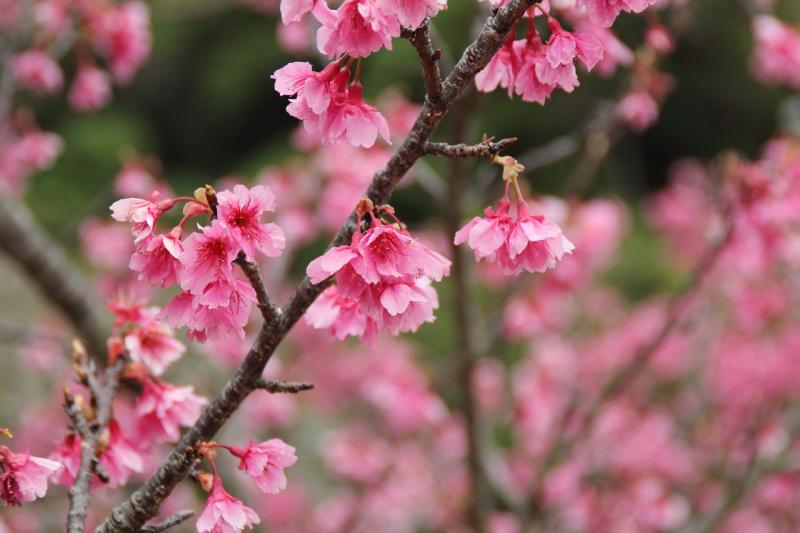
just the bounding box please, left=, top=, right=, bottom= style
left=139, top=510, right=195, bottom=533
left=65, top=345, right=126, bottom=533
left=96, top=3, right=540, bottom=531
left=0, top=196, right=108, bottom=358
left=526, top=213, right=735, bottom=518
left=423, top=136, right=518, bottom=159
left=253, top=379, right=314, bottom=394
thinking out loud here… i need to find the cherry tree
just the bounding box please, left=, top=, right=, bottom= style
left=1, top=0, right=800, bottom=532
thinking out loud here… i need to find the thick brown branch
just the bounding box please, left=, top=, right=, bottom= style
left=254, top=379, right=314, bottom=394
left=423, top=137, right=517, bottom=159
left=96, top=2, right=537, bottom=531
left=0, top=196, right=107, bottom=358
left=139, top=510, right=194, bottom=533
left=402, top=20, right=444, bottom=106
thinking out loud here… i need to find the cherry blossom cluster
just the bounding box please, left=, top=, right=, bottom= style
left=110, top=184, right=285, bottom=342
left=455, top=155, right=574, bottom=275
left=305, top=198, right=451, bottom=341
left=271, top=0, right=447, bottom=147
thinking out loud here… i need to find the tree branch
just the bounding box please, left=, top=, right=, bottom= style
left=423, top=136, right=518, bottom=159
left=402, top=20, right=444, bottom=107
left=96, top=2, right=538, bottom=530
left=66, top=349, right=126, bottom=533
left=0, top=196, right=108, bottom=358
left=234, top=252, right=280, bottom=323
left=253, top=379, right=314, bottom=394
left=138, top=510, right=194, bottom=533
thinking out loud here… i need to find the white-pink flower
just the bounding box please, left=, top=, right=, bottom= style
left=0, top=446, right=62, bottom=506
left=135, top=378, right=207, bottom=443
left=197, top=478, right=261, bottom=533
left=228, top=439, right=297, bottom=494
left=123, top=310, right=186, bottom=375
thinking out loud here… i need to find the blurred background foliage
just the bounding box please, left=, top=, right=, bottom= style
left=15, top=0, right=800, bottom=300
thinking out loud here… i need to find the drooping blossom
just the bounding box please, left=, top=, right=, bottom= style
left=577, top=0, right=657, bottom=28
left=135, top=378, right=207, bottom=443
left=0, top=446, right=61, bottom=506
left=161, top=281, right=257, bottom=342
left=179, top=221, right=240, bottom=303
left=110, top=193, right=178, bottom=244
left=12, top=50, right=63, bottom=95
left=315, top=0, right=401, bottom=58
left=454, top=196, right=574, bottom=276
left=306, top=206, right=450, bottom=339
left=123, top=309, right=186, bottom=375
left=378, top=0, right=447, bottom=30
left=305, top=286, right=378, bottom=341
left=52, top=422, right=144, bottom=488
left=216, top=184, right=285, bottom=260
left=197, top=476, right=261, bottom=533
left=129, top=229, right=184, bottom=287
left=226, top=439, right=297, bottom=494
left=68, top=65, right=112, bottom=112
left=280, top=0, right=320, bottom=24
left=544, top=18, right=604, bottom=72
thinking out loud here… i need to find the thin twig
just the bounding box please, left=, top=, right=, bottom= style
left=253, top=379, right=314, bottom=394
left=423, top=137, right=517, bottom=159
left=66, top=353, right=127, bottom=533
left=95, top=3, right=539, bottom=531
left=402, top=20, right=444, bottom=107
left=234, top=252, right=280, bottom=322
left=139, top=510, right=195, bottom=533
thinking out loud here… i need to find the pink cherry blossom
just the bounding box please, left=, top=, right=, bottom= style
left=110, top=193, right=178, bottom=244
left=455, top=196, right=574, bottom=276
left=161, top=279, right=256, bottom=342
left=216, top=184, right=285, bottom=260
left=750, top=15, right=800, bottom=89
left=545, top=18, right=604, bottom=71
left=68, top=65, right=112, bottom=112
left=514, top=37, right=556, bottom=105
left=378, top=0, right=447, bottom=30
left=135, top=378, right=207, bottom=444
left=123, top=310, right=186, bottom=375
left=197, top=478, right=261, bottom=533
left=617, top=88, right=659, bottom=132
left=129, top=229, right=184, bottom=287
left=305, top=286, right=378, bottom=341
left=52, top=422, right=144, bottom=488
left=90, top=1, right=152, bottom=84
left=316, top=0, right=401, bottom=58
left=323, top=82, right=392, bottom=147
left=227, top=439, right=297, bottom=493
left=578, top=0, right=657, bottom=28
left=0, top=446, right=61, bottom=506
left=475, top=36, right=521, bottom=97
left=12, top=50, right=63, bottom=95
left=280, top=0, right=318, bottom=24
left=179, top=220, right=240, bottom=303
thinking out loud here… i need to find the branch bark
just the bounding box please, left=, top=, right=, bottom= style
left=96, top=2, right=537, bottom=530
left=423, top=137, right=517, bottom=159
left=253, top=379, right=314, bottom=394
left=66, top=354, right=126, bottom=533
